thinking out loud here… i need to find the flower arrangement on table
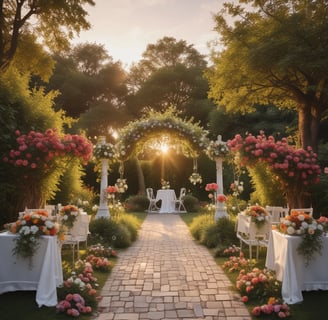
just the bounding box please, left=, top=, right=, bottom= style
left=161, top=179, right=170, bottom=189
left=276, top=210, right=328, bottom=265
left=4, top=210, right=59, bottom=263
left=59, top=205, right=80, bottom=230
left=243, top=205, right=269, bottom=227
left=205, top=139, right=230, bottom=160
left=189, top=172, right=202, bottom=185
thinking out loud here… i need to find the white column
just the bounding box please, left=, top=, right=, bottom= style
left=215, top=135, right=228, bottom=220
left=96, top=137, right=110, bottom=219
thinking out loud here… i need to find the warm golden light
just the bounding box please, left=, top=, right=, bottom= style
left=160, top=143, right=169, bottom=154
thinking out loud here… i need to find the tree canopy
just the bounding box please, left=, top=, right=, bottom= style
left=206, top=0, right=328, bottom=152
left=0, top=0, right=94, bottom=72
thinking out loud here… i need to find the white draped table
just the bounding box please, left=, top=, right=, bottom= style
left=156, top=189, right=176, bottom=213
left=0, top=232, right=63, bottom=307
left=265, top=230, right=328, bottom=304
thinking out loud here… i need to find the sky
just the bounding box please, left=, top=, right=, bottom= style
left=73, top=0, right=226, bottom=69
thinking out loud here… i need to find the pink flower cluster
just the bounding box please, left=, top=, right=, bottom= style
left=205, top=183, right=218, bottom=192
left=87, top=244, right=117, bottom=258
left=56, top=293, right=92, bottom=317
left=3, top=129, right=92, bottom=171
left=222, top=252, right=252, bottom=272
left=236, top=267, right=280, bottom=301
left=251, top=297, right=290, bottom=318
left=216, top=193, right=227, bottom=203
left=106, top=185, right=118, bottom=194
left=227, top=131, right=321, bottom=187
left=85, top=254, right=112, bottom=272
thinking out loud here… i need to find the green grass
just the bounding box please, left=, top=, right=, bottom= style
left=181, top=211, right=328, bottom=320
left=0, top=211, right=146, bottom=320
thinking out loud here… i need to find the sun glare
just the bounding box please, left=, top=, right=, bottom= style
left=160, top=143, right=169, bottom=153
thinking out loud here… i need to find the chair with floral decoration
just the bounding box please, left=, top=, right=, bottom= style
left=236, top=212, right=271, bottom=260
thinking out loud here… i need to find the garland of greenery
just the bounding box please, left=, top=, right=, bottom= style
left=115, top=108, right=209, bottom=161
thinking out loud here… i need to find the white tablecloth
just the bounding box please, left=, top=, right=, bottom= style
left=156, top=189, right=176, bottom=213
left=265, top=230, right=328, bottom=304
left=0, top=232, right=63, bottom=307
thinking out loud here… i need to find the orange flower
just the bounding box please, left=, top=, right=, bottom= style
left=24, top=214, right=31, bottom=221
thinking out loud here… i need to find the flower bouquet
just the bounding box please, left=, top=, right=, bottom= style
left=244, top=205, right=269, bottom=227
left=59, top=205, right=80, bottom=229
left=189, top=172, right=202, bottom=185
left=115, top=178, right=128, bottom=193
left=161, top=179, right=170, bottom=189
left=205, top=140, right=230, bottom=160
left=4, top=210, right=59, bottom=263
left=93, top=142, right=116, bottom=159
left=276, top=210, right=327, bottom=265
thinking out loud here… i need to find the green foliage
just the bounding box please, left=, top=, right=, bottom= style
left=182, top=194, right=201, bottom=212
left=116, top=107, right=209, bottom=161
left=88, top=216, right=134, bottom=248
left=207, top=0, right=328, bottom=151
left=248, top=164, right=286, bottom=207
left=125, top=194, right=149, bottom=212
left=114, top=214, right=140, bottom=242
left=189, top=213, right=214, bottom=241
left=0, top=0, right=95, bottom=71
left=200, top=217, right=238, bottom=248
left=0, top=68, right=73, bottom=219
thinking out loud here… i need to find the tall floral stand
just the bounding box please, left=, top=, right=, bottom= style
left=214, top=135, right=229, bottom=220
left=95, top=137, right=111, bottom=219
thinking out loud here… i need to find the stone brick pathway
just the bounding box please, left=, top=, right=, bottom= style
left=93, top=213, right=251, bottom=320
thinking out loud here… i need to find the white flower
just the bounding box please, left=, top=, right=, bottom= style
left=298, top=214, right=305, bottom=221
left=287, top=226, right=295, bottom=235
left=317, top=224, right=324, bottom=231
left=301, top=221, right=308, bottom=229
left=45, top=220, right=54, bottom=228
left=20, top=226, right=30, bottom=235
left=30, top=225, right=39, bottom=234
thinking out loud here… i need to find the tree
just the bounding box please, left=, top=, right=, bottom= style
left=0, top=0, right=94, bottom=72
left=126, top=37, right=212, bottom=124
left=206, top=0, right=328, bottom=152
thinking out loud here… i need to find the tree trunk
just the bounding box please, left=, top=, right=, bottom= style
left=298, top=102, right=320, bottom=152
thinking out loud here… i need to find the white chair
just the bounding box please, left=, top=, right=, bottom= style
left=146, top=188, right=159, bottom=213
left=265, top=206, right=289, bottom=224
left=61, top=214, right=89, bottom=265
left=236, top=213, right=271, bottom=260
left=175, top=187, right=187, bottom=213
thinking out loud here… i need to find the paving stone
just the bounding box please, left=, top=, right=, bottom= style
left=92, top=214, right=251, bottom=320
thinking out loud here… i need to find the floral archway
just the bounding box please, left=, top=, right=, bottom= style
left=115, top=108, right=210, bottom=161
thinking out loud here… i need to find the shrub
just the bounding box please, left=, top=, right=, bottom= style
left=111, top=223, right=131, bottom=248
left=189, top=213, right=214, bottom=241
left=125, top=194, right=149, bottom=212
left=201, top=217, right=238, bottom=248
left=88, top=217, right=121, bottom=247
left=115, top=214, right=140, bottom=242
left=183, top=195, right=201, bottom=212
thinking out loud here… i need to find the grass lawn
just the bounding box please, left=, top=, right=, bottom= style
left=0, top=211, right=147, bottom=320
left=180, top=212, right=328, bottom=320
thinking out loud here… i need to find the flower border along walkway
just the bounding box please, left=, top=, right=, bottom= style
left=94, top=213, right=251, bottom=320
